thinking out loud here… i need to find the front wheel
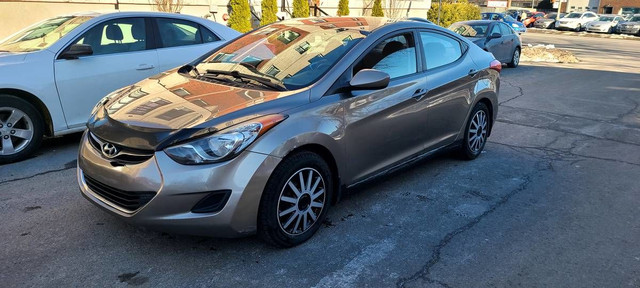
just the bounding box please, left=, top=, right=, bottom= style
left=258, top=151, right=333, bottom=248
left=0, top=95, right=44, bottom=164
left=574, top=24, right=582, bottom=32
left=459, top=102, right=490, bottom=160
left=508, top=48, right=520, bottom=68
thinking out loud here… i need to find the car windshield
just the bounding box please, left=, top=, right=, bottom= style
left=504, top=15, right=517, bottom=22
left=566, top=13, right=582, bottom=18
left=632, top=16, right=640, bottom=21
left=545, top=13, right=558, bottom=19
left=449, top=23, right=488, bottom=37
left=194, top=23, right=367, bottom=90
left=0, top=16, right=92, bottom=52
left=598, top=16, right=615, bottom=21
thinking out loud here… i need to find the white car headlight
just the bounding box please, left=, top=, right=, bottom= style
left=164, top=114, right=286, bottom=164
left=511, top=23, right=518, bottom=27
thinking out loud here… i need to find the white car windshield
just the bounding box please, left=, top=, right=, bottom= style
left=566, top=13, right=582, bottom=19
left=630, top=16, right=640, bottom=21
left=0, top=16, right=92, bottom=52
left=598, top=16, right=615, bottom=21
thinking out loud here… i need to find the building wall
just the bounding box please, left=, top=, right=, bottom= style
left=562, top=0, right=599, bottom=13
left=598, top=0, right=640, bottom=14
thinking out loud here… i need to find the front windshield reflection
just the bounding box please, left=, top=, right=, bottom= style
left=0, top=16, right=92, bottom=52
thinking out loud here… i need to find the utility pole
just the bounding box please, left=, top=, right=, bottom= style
left=437, top=0, right=441, bottom=26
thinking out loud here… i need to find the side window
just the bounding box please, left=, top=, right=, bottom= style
left=156, top=18, right=208, bottom=48
left=72, top=18, right=147, bottom=56
left=353, top=32, right=417, bottom=79
left=499, top=23, right=513, bottom=35
left=199, top=25, right=221, bottom=43
left=419, top=31, right=463, bottom=70
left=490, top=24, right=502, bottom=36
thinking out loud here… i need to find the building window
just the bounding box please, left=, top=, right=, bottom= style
left=266, top=65, right=280, bottom=77
left=295, top=41, right=310, bottom=54
left=171, top=88, right=190, bottom=97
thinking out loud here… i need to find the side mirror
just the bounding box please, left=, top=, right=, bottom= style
left=59, top=44, right=93, bottom=60
left=489, top=33, right=502, bottom=39
left=350, top=69, right=390, bottom=90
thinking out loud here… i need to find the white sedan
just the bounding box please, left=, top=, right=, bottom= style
left=0, top=11, right=239, bottom=163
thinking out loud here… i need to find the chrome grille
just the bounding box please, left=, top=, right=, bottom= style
left=84, top=174, right=156, bottom=212
left=88, top=132, right=154, bottom=164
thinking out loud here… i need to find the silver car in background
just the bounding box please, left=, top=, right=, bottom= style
left=585, top=15, right=624, bottom=33
left=617, top=14, right=640, bottom=35
left=77, top=17, right=500, bottom=247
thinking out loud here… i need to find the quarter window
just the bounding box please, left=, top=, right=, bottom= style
left=419, top=32, right=463, bottom=70
left=156, top=18, right=219, bottom=48
left=72, top=18, right=147, bottom=56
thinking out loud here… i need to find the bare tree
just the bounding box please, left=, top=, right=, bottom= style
left=152, top=0, right=184, bottom=13
left=361, top=0, right=374, bottom=16
left=385, top=0, right=408, bottom=19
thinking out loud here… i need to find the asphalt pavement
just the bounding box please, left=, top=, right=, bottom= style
left=1, top=33, right=639, bottom=287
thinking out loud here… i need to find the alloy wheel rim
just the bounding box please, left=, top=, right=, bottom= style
left=514, top=50, right=520, bottom=66
left=0, top=107, right=34, bottom=156
left=468, top=110, right=488, bottom=153
left=277, top=168, right=326, bottom=235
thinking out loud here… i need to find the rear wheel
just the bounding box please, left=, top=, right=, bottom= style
left=459, top=102, right=490, bottom=160
left=0, top=95, right=44, bottom=164
left=508, top=48, right=520, bottom=68
left=258, top=151, right=333, bottom=248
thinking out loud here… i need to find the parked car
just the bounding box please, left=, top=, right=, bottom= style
left=449, top=20, right=521, bottom=68
left=505, top=9, right=534, bottom=21
left=0, top=11, right=240, bottom=163
left=534, top=13, right=566, bottom=29
left=555, top=11, right=598, bottom=31
left=523, top=12, right=546, bottom=27
left=585, top=15, right=624, bottom=33
left=77, top=17, right=500, bottom=247
left=481, top=13, right=527, bottom=34
left=617, top=14, right=640, bottom=35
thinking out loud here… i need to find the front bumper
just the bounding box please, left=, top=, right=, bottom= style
left=585, top=25, right=611, bottom=33
left=77, top=131, right=281, bottom=237
left=534, top=21, right=552, bottom=29
left=556, top=22, right=579, bottom=29
left=618, top=26, right=640, bottom=34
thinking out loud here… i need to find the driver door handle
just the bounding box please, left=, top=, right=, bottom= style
left=136, top=64, right=155, bottom=71
left=412, top=88, right=428, bottom=100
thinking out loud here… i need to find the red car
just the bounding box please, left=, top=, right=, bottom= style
left=523, top=12, right=546, bottom=27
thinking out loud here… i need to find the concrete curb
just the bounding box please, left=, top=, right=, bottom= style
left=526, top=27, right=640, bottom=41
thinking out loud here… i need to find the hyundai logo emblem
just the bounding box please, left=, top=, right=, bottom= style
left=101, top=143, right=119, bottom=158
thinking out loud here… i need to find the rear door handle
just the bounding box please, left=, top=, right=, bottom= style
left=136, top=64, right=155, bottom=71
left=468, top=69, right=480, bottom=77
left=412, top=88, right=428, bottom=100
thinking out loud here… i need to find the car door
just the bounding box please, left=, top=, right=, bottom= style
left=342, top=31, right=429, bottom=182
left=419, top=30, right=477, bottom=149
left=498, top=23, right=517, bottom=59
left=153, top=18, right=226, bottom=72
left=485, top=23, right=507, bottom=62
left=54, top=17, right=159, bottom=128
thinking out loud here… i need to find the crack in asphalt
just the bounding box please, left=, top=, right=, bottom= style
left=396, top=175, right=533, bottom=288
left=498, top=79, right=525, bottom=105
left=0, top=166, right=76, bottom=186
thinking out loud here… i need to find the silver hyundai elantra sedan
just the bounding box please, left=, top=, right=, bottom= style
left=78, top=17, right=500, bottom=247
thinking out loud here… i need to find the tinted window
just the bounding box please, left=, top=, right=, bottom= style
left=355, top=33, right=417, bottom=79
left=419, top=32, right=462, bottom=70
left=199, top=25, right=221, bottom=43
left=72, top=18, right=147, bottom=56
left=449, top=23, right=489, bottom=37
left=490, top=24, right=501, bottom=36
left=156, top=18, right=210, bottom=48
left=499, top=23, right=513, bottom=35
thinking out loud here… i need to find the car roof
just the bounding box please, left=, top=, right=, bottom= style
left=454, top=20, right=497, bottom=25
left=276, top=16, right=438, bottom=33
left=59, top=10, right=207, bottom=19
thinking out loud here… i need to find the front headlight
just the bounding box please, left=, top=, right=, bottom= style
left=164, top=114, right=286, bottom=164
left=511, top=23, right=519, bottom=28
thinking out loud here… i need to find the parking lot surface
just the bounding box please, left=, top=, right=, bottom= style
left=1, top=33, right=639, bottom=287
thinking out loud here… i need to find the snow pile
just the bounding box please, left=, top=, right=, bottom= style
left=521, top=44, right=579, bottom=63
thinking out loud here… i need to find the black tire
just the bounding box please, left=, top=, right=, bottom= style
left=0, top=95, right=44, bottom=164
left=459, top=102, right=490, bottom=160
left=507, top=48, right=520, bottom=68
left=575, top=24, right=582, bottom=32
left=258, top=151, right=333, bottom=248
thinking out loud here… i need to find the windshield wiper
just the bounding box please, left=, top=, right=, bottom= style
left=204, top=69, right=287, bottom=91
left=237, top=62, right=284, bottom=83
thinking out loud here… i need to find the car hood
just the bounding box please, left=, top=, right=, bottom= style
left=621, top=21, right=640, bottom=25
left=88, top=69, right=310, bottom=150
left=558, top=18, right=582, bottom=22
left=536, top=19, right=556, bottom=23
